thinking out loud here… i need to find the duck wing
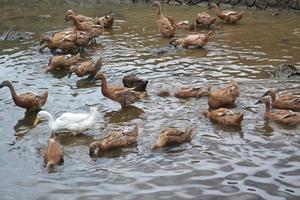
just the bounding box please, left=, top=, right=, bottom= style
left=223, top=11, right=238, bottom=16
left=217, top=109, right=235, bottom=117
left=56, top=112, right=91, bottom=125
left=114, top=88, right=142, bottom=104
left=279, top=95, right=300, bottom=105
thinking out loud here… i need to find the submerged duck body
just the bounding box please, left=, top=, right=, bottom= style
left=46, top=53, right=80, bottom=72
left=89, top=124, right=138, bottom=156
left=211, top=3, right=243, bottom=24
left=203, top=108, right=243, bottom=126
left=175, top=21, right=194, bottom=30
left=95, top=12, right=114, bottom=28
left=201, top=79, right=240, bottom=109
left=256, top=96, right=300, bottom=126
left=170, top=31, right=212, bottom=48
left=44, top=138, right=64, bottom=172
left=196, top=12, right=217, bottom=27
left=151, top=127, right=194, bottom=151
left=69, top=57, right=102, bottom=79
left=34, top=107, right=97, bottom=133
left=39, top=30, right=78, bottom=53
left=262, top=89, right=300, bottom=111
left=122, top=74, right=149, bottom=91
left=0, top=80, right=48, bottom=111
left=93, top=72, right=144, bottom=108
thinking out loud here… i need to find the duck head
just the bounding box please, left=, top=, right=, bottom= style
left=34, top=111, right=45, bottom=126
left=68, top=66, right=78, bottom=78
left=92, top=72, right=106, bottom=82
left=40, top=35, right=51, bottom=45
left=255, top=96, right=271, bottom=105
left=198, top=89, right=211, bottom=97
left=66, top=14, right=77, bottom=23
left=89, top=141, right=101, bottom=156
left=261, top=89, right=276, bottom=98
left=0, top=80, right=11, bottom=88
left=95, top=57, right=103, bottom=67
left=169, top=37, right=183, bottom=47
left=151, top=1, right=161, bottom=8
left=65, top=10, right=75, bottom=22
left=209, top=2, right=220, bottom=9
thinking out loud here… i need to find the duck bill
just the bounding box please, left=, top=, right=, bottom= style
left=261, top=92, right=268, bottom=98
left=92, top=77, right=97, bottom=82
left=67, top=72, right=73, bottom=78
left=65, top=14, right=69, bottom=22
left=255, top=100, right=261, bottom=105
left=33, top=116, right=41, bottom=126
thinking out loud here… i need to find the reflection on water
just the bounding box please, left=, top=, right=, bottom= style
left=0, top=1, right=299, bottom=200
left=105, top=105, right=145, bottom=123
left=14, top=110, right=38, bottom=137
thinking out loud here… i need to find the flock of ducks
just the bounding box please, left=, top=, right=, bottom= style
left=0, top=1, right=299, bottom=172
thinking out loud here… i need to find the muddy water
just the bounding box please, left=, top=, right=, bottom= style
left=0, top=2, right=299, bottom=200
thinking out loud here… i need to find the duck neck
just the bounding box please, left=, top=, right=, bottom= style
left=100, top=77, right=108, bottom=94
left=5, top=82, right=19, bottom=104
left=212, top=5, right=222, bottom=16
left=264, top=101, right=271, bottom=113
left=269, top=93, right=276, bottom=104
left=71, top=16, right=80, bottom=27
left=156, top=5, right=163, bottom=18
left=43, top=111, right=55, bottom=130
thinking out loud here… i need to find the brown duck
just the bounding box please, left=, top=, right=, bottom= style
left=210, top=3, right=243, bottom=24
left=122, top=74, right=149, bottom=91
left=201, top=79, right=240, bottom=109
left=65, top=9, right=94, bottom=23
left=151, top=126, right=195, bottom=151
left=170, top=31, right=212, bottom=48
left=66, top=15, right=101, bottom=32
left=46, top=53, right=80, bottom=72
left=157, top=84, right=212, bottom=99
left=255, top=96, right=300, bottom=126
left=93, top=72, right=144, bottom=108
left=196, top=12, right=217, bottom=28
left=174, top=21, right=195, bottom=30
left=68, top=57, right=103, bottom=79
left=89, top=124, right=138, bottom=156
left=44, top=138, right=64, bottom=172
left=76, top=29, right=103, bottom=51
left=203, top=108, right=243, bottom=126
left=39, top=30, right=78, bottom=53
left=262, top=89, right=300, bottom=111
left=151, top=1, right=176, bottom=37
left=0, top=80, right=48, bottom=111
left=95, top=12, right=114, bottom=28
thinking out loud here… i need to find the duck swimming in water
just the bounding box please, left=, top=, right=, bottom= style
left=0, top=80, right=48, bottom=111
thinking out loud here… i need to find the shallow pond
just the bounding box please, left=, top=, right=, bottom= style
left=0, top=1, right=299, bottom=200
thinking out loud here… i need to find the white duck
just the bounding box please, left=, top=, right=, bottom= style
left=34, top=107, right=97, bottom=134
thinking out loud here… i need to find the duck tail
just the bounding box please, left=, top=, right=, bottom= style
left=151, top=144, right=158, bottom=151
left=132, top=124, right=139, bottom=137
left=185, top=126, right=195, bottom=138
left=191, top=22, right=195, bottom=30
left=138, top=91, right=146, bottom=99
left=46, top=161, right=55, bottom=173
left=202, top=111, right=209, bottom=117
left=237, top=113, right=244, bottom=123
left=157, top=90, right=171, bottom=97
left=206, top=31, right=213, bottom=37
left=41, top=90, right=48, bottom=106
left=94, top=57, right=103, bottom=71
